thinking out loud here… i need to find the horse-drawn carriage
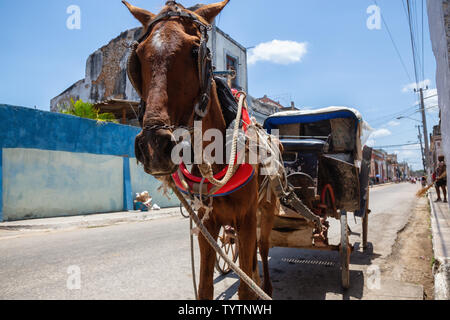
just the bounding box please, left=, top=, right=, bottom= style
left=123, top=0, right=373, bottom=299
left=217, top=107, right=373, bottom=289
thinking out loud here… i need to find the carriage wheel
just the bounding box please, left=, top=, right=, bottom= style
left=215, top=226, right=239, bottom=275
left=340, top=211, right=351, bottom=289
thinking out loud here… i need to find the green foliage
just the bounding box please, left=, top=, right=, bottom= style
left=59, top=99, right=118, bottom=123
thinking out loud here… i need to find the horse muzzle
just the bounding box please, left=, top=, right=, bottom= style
left=135, top=129, right=178, bottom=177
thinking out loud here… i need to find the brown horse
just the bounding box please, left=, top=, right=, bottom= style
left=123, top=0, right=278, bottom=300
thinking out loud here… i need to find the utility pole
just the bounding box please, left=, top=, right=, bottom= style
left=416, top=125, right=426, bottom=172
left=416, top=87, right=431, bottom=181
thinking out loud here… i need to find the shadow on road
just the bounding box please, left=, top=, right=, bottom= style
left=213, top=242, right=381, bottom=300
left=214, top=273, right=240, bottom=300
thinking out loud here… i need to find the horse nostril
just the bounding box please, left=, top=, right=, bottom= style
left=135, top=135, right=148, bottom=165
left=155, top=131, right=177, bottom=159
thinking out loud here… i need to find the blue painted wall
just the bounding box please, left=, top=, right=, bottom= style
left=0, top=104, right=179, bottom=221
left=0, top=104, right=138, bottom=156
left=0, top=148, right=3, bottom=222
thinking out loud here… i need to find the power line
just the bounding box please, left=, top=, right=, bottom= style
left=373, top=142, right=420, bottom=148
left=406, top=0, right=421, bottom=86
left=421, top=0, right=425, bottom=83
left=423, top=93, right=438, bottom=100
left=367, top=104, right=419, bottom=126
left=373, top=0, right=413, bottom=83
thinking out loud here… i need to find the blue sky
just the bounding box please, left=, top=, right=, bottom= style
left=0, top=0, right=440, bottom=170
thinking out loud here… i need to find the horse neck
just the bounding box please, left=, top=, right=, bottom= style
left=196, top=80, right=228, bottom=173
left=202, top=81, right=226, bottom=136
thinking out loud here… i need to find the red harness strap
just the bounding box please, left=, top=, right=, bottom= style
left=172, top=91, right=254, bottom=197
left=232, top=89, right=252, bottom=131
left=172, top=162, right=255, bottom=197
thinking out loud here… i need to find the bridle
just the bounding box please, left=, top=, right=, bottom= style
left=128, top=1, right=214, bottom=133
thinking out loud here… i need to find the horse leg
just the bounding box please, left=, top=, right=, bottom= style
left=258, top=199, right=276, bottom=297
left=197, top=217, right=220, bottom=300
left=237, top=209, right=259, bottom=300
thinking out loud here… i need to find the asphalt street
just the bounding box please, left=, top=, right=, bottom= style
left=0, top=183, right=423, bottom=300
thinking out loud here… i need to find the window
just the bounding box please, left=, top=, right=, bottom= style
left=226, top=55, right=238, bottom=89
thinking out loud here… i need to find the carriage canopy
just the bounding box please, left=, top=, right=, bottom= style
left=264, top=106, right=368, bottom=161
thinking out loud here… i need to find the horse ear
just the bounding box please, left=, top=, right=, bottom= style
left=194, top=0, right=230, bottom=24
left=122, top=1, right=155, bottom=27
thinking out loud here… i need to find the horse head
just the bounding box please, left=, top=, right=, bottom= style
left=123, top=0, right=230, bottom=177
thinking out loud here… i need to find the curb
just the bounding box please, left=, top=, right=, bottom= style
left=0, top=209, right=181, bottom=232
left=427, top=192, right=450, bottom=300
left=370, top=182, right=396, bottom=189
left=433, top=258, right=450, bottom=300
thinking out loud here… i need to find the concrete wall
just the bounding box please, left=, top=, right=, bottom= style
left=427, top=0, right=450, bottom=206
left=0, top=104, right=178, bottom=222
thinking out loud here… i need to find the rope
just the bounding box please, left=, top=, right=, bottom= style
left=198, top=92, right=247, bottom=188
left=170, top=183, right=272, bottom=300
left=190, top=216, right=198, bottom=300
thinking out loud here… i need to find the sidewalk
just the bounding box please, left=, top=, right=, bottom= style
left=0, top=208, right=180, bottom=232
left=427, top=188, right=450, bottom=300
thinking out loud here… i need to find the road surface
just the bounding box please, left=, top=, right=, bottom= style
left=0, top=183, right=424, bottom=300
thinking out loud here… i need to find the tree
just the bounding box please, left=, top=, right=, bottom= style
left=59, top=99, right=118, bottom=123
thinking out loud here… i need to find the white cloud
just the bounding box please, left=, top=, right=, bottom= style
left=395, top=145, right=422, bottom=162
left=366, top=139, right=376, bottom=147
left=408, top=88, right=439, bottom=114
left=422, top=88, right=439, bottom=114
left=402, top=79, right=431, bottom=93
left=371, top=128, right=392, bottom=138
left=387, top=120, right=400, bottom=127
left=248, top=40, right=308, bottom=65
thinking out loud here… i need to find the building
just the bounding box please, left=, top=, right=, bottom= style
left=50, top=19, right=249, bottom=125
left=430, top=124, right=444, bottom=170
left=427, top=0, right=449, bottom=192
left=398, top=162, right=411, bottom=180
left=370, top=149, right=387, bottom=184
left=386, top=153, right=399, bottom=182
left=246, top=95, right=299, bottom=124
left=370, top=149, right=413, bottom=184
left=50, top=27, right=143, bottom=119
left=247, top=96, right=280, bottom=125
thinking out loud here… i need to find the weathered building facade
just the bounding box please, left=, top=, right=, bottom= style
left=427, top=0, right=449, bottom=193
left=370, top=149, right=387, bottom=184
left=50, top=23, right=249, bottom=117
left=431, top=124, right=444, bottom=169
left=51, top=28, right=142, bottom=112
